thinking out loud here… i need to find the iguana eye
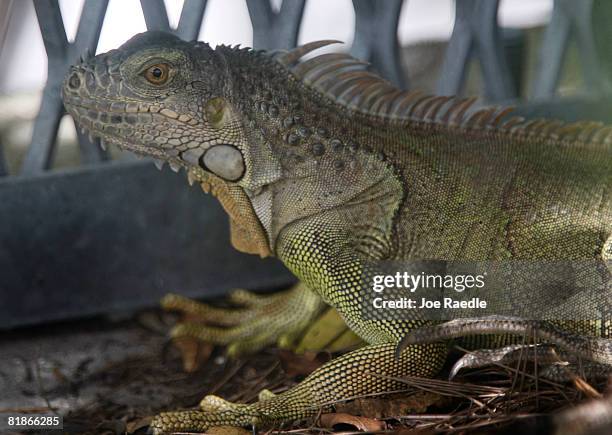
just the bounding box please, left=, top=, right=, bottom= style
left=143, top=63, right=170, bottom=85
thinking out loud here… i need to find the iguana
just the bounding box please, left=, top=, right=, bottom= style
left=61, top=31, right=612, bottom=434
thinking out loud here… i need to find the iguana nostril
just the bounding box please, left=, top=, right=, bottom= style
left=68, top=72, right=81, bottom=89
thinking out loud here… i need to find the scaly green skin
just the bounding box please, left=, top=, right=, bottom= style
left=162, top=283, right=330, bottom=356
left=62, top=31, right=611, bottom=434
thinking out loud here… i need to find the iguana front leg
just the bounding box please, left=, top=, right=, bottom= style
left=162, top=283, right=362, bottom=356
left=149, top=342, right=445, bottom=434
left=162, top=283, right=328, bottom=356
left=149, top=216, right=448, bottom=434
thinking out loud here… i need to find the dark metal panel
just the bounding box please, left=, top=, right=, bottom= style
left=351, top=0, right=406, bottom=88
left=140, top=0, right=208, bottom=43
left=531, top=0, right=571, bottom=99
left=437, top=1, right=472, bottom=97
left=0, top=0, right=13, bottom=53
left=19, top=81, right=64, bottom=174
left=72, top=0, right=110, bottom=55
left=246, top=0, right=305, bottom=50
left=513, top=96, right=612, bottom=123
left=532, top=0, right=605, bottom=99
left=593, top=0, right=612, bottom=79
left=20, top=0, right=67, bottom=175
left=35, top=0, right=68, bottom=62
left=501, top=28, right=525, bottom=99
left=176, top=0, right=208, bottom=41
left=0, top=161, right=294, bottom=329
left=437, top=0, right=515, bottom=101
left=72, top=0, right=112, bottom=164
left=0, top=142, right=6, bottom=176
left=473, top=1, right=516, bottom=101
left=21, top=0, right=109, bottom=175
left=140, top=0, right=171, bottom=31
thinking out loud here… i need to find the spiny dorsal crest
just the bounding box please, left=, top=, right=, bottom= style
left=271, top=41, right=612, bottom=148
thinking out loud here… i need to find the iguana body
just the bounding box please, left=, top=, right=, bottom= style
left=62, top=31, right=611, bottom=434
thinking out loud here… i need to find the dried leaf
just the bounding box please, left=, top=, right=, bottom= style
left=572, top=376, right=603, bottom=399
left=173, top=336, right=214, bottom=373
left=278, top=349, right=331, bottom=377
left=393, top=427, right=437, bottom=435
left=126, top=416, right=152, bottom=434
left=335, top=392, right=446, bottom=418
left=319, top=412, right=386, bottom=432
left=206, top=425, right=251, bottom=435
left=51, top=367, right=69, bottom=383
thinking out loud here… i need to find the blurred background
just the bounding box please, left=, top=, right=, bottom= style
left=1, top=0, right=611, bottom=330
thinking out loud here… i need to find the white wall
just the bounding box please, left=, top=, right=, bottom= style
left=0, top=0, right=552, bottom=94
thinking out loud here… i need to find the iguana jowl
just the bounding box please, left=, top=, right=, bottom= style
left=62, top=31, right=612, bottom=434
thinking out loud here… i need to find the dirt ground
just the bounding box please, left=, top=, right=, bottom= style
left=0, top=311, right=293, bottom=434
left=0, top=309, right=608, bottom=435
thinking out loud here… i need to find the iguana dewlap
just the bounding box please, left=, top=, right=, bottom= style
left=62, top=31, right=611, bottom=434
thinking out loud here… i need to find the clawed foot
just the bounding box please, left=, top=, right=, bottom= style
left=149, top=395, right=259, bottom=434
left=400, top=316, right=612, bottom=382
left=449, top=343, right=612, bottom=382
left=150, top=390, right=301, bottom=434
left=162, top=283, right=326, bottom=357
left=398, top=316, right=612, bottom=366
left=152, top=286, right=361, bottom=434
left=448, top=344, right=559, bottom=379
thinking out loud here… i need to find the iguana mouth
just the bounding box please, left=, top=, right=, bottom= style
left=63, top=92, right=187, bottom=171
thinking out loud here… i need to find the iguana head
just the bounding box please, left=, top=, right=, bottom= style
left=63, top=31, right=281, bottom=257
left=63, top=31, right=402, bottom=259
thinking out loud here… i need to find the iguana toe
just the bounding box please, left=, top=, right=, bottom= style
left=449, top=344, right=561, bottom=379
left=150, top=396, right=265, bottom=434
left=162, top=292, right=255, bottom=325
left=401, top=316, right=612, bottom=366
left=164, top=283, right=328, bottom=357
left=257, top=389, right=277, bottom=401
left=149, top=408, right=257, bottom=435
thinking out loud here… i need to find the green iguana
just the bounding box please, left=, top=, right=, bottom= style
left=61, top=31, right=612, bottom=434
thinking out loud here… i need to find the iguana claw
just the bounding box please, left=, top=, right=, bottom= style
left=397, top=316, right=612, bottom=366
left=448, top=344, right=558, bottom=379
left=149, top=406, right=258, bottom=435
left=162, top=283, right=327, bottom=357
left=149, top=394, right=281, bottom=434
